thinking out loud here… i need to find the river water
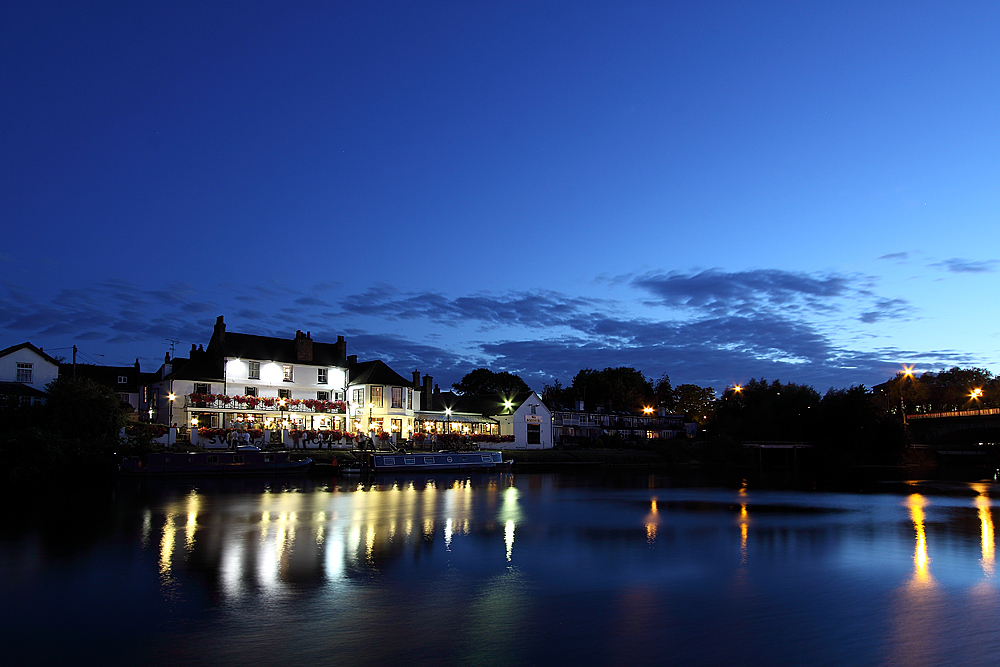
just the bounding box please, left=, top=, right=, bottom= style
left=4, top=471, right=1000, bottom=666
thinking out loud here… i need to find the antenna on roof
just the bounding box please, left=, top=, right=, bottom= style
left=166, top=339, right=178, bottom=360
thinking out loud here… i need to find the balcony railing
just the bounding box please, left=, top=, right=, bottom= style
left=184, top=394, right=346, bottom=414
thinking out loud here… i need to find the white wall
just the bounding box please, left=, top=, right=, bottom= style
left=0, top=347, right=59, bottom=388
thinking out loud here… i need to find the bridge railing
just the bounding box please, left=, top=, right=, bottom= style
left=907, top=408, right=1000, bottom=420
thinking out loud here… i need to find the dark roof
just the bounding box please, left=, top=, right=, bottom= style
left=0, top=381, right=48, bottom=397
left=426, top=390, right=539, bottom=416
left=59, top=362, right=143, bottom=391
left=349, top=360, right=414, bottom=387
left=215, top=332, right=347, bottom=367
left=0, top=342, right=59, bottom=365
left=164, top=355, right=223, bottom=382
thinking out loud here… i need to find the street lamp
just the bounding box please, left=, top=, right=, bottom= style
left=167, top=393, right=175, bottom=426
left=279, top=397, right=286, bottom=430
left=445, top=407, right=452, bottom=435
left=972, top=388, right=984, bottom=414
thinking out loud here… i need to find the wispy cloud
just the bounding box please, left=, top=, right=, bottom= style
left=0, top=272, right=974, bottom=392
left=933, top=258, right=998, bottom=274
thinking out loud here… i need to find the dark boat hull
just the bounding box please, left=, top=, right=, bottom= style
left=369, top=451, right=508, bottom=472
left=120, top=450, right=312, bottom=475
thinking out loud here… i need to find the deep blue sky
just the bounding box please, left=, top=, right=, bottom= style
left=3, top=1, right=999, bottom=393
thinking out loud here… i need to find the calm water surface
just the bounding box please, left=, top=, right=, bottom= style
left=4, top=472, right=1000, bottom=666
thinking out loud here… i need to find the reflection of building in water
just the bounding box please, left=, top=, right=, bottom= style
left=970, top=483, right=996, bottom=577
left=151, top=474, right=519, bottom=601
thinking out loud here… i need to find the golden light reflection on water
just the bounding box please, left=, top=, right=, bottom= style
left=908, top=494, right=933, bottom=587
left=184, top=491, right=199, bottom=552
left=645, top=498, right=659, bottom=545
left=159, top=512, right=175, bottom=577
left=971, top=483, right=995, bottom=577
left=739, top=503, right=749, bottom=566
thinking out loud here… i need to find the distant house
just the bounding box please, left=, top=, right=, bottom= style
left=146, top=316, right=351, bottom=430
left=421, top=387, right=553, bottom=449
left=549, top=400, right=687, bottom=443
left=0, top=342, right=59, bottom=407
left=60, top=359, right=150, bottom=415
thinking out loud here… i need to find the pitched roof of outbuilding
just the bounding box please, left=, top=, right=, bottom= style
left=426, top=390, right=540, bottom=416
left=0, top=380, right=48, bottom=397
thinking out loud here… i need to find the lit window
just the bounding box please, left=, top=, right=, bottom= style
left=248, top=361, right=260, bottom=379
left=371, top=386, right=383, bottom=408
left=317, top=391, right=330, bottom=401
left=282, top=365, right=293, bottom=382
left=391, top=387, right=403, bottom=409
left=16, top=363, right=32, bottom=383
left=245, top=386, right=257, bottom=397
left=318, top=368, right=328, bottom=384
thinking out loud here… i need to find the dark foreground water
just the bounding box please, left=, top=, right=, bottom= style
left=4, top=472, right=1000, bottom=666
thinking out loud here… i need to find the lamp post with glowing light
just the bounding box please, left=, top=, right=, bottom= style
left=972, top=387, right=984, bottom=414
left=900, top=366, right=915, bottom=424
left=279, top=397, right=287, bottom=431
left=167, top=393, right=175, bottom=427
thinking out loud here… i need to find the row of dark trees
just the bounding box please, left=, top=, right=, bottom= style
left=0, top=376, right=133, bottom=483
left=877, top=367, right=997, bottom=414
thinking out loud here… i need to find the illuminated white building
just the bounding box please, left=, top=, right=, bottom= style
left=150, top=316, right=350, bottom=430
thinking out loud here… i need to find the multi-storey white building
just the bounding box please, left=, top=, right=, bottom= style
left=150, top=316, right=350, bottom=430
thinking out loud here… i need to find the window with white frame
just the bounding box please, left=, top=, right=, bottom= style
left=407, top=388, right=413, bottom=409
left=16, top=363, right=32, bottom=383
left=248, top=361, right=260, bottom=379
left=245, top=386, right=257, bottom=397
left=317, top=391, right=330, bottom=401
left=371, top=386, right=383, bottom=408
left=317, top=368, right=328, bottom=384
left=194, top=383, right=209, bottom=395
left=118, top=376, right=128, bottom=384
left=282, top=365, right=293, bottom=382
left=352, top=388, right=364, bottom=407
left=391, top=386, right=403, bottom=409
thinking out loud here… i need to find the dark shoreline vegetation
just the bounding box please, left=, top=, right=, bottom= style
left=3, top=366, right=999, bottom=485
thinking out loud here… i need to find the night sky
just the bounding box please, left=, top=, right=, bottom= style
left=3, top=1, right=998, bottom=393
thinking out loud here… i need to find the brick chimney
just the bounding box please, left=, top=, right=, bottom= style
left=214, top=315, right=226, bottom=344
left=334, top=335, right=347, bottom=361
left=295, top=330, right=313, bottom=362
left=412, top=370, right=421, bottom=387
left=422, top=375, right=433, bottom=409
